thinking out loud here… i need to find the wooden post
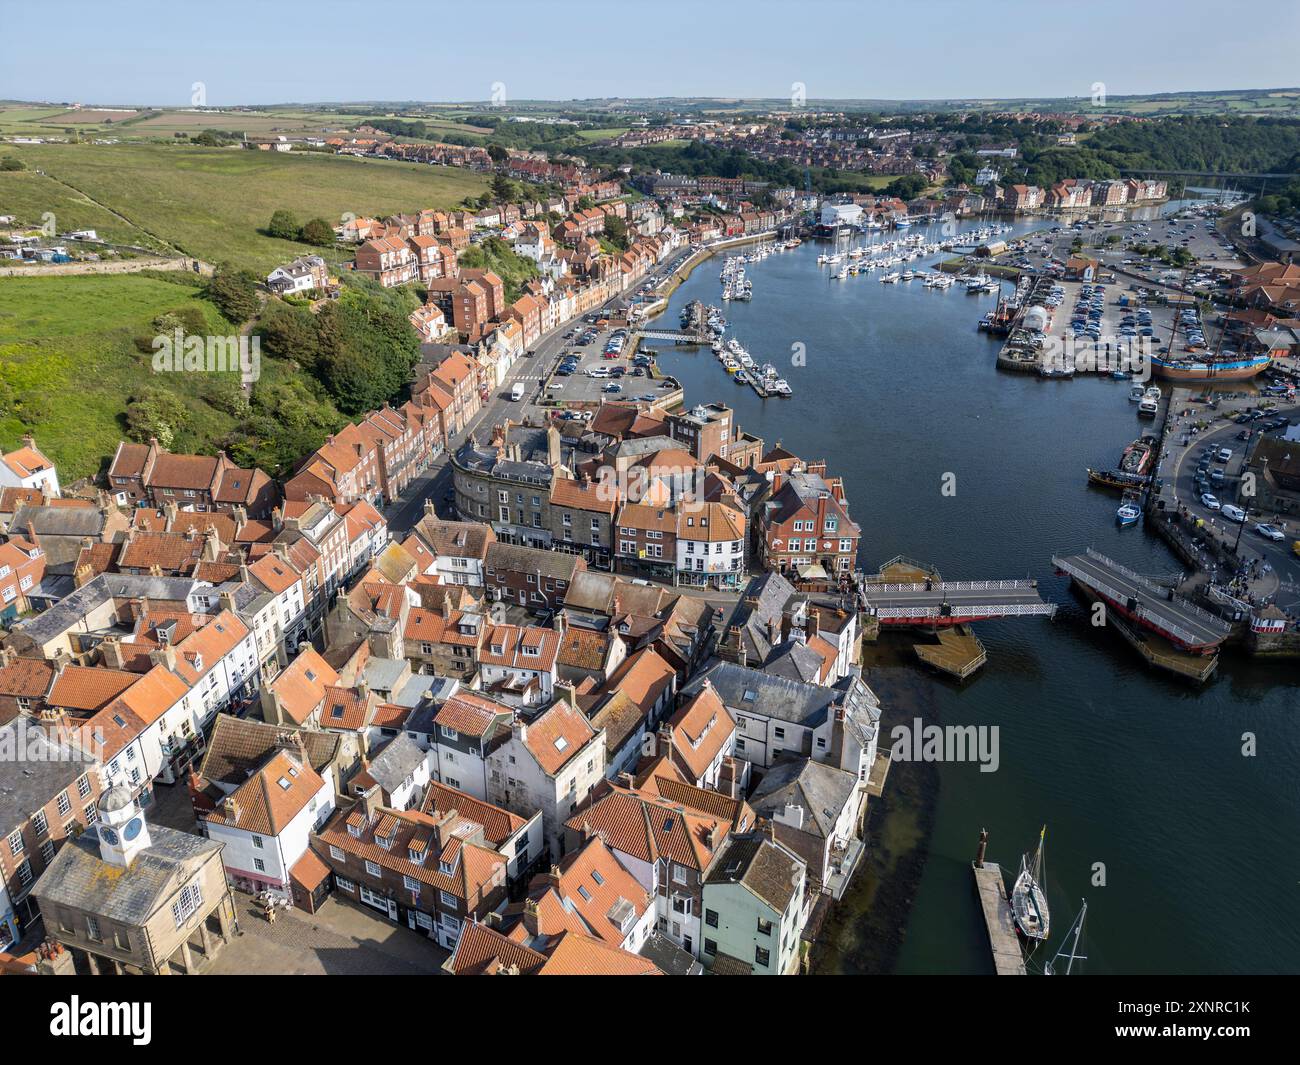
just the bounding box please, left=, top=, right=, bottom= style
left=975, top=828, right=989, bottom=866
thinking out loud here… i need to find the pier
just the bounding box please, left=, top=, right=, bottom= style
left=972, top=831, right=1027, bottom=976
left=1052, top=547, right=1232, bottom=652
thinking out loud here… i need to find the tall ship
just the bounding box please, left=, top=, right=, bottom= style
left=1150, top=352, right=1272, bottom=382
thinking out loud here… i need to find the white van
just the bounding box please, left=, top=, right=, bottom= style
left=511, top=382, right=526, bottom=402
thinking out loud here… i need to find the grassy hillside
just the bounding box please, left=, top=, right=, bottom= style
left=2, top=142, right=489, bottom=271
left=0, top=169, right=166, bottom=250
left=0, top=273, right=301, bottom=480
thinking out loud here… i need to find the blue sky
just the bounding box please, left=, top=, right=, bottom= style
left=3, top=0, right=1294, bottom=106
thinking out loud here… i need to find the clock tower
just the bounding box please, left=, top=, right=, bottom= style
left=96, top=785, right=152, bottom=867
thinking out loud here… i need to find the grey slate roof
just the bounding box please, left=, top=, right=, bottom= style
left=34, top=823, right=220, bottom=925
left=705, top=833, right=801, bottom=912
left=486, top=541, right=582, bottom=582
left=365, top=734, right=427, bottom=795
left=0, top=718, right=99, bottom=837
left=685, top=659, right=878, bottom=740
left=749, top=757, right=858, bottom=838
left=9, top=572, right=204, bottom=646
left=9, top=504, right=106, bottom=538
left=639, top=932, right=705, bottom=975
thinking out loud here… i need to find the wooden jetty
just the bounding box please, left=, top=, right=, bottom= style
left=972, top=830, right=1027, bottom=976
left=914, top=626, right=987, bottom=679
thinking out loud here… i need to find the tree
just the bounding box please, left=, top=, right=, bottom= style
left=486, top=143, right=508, bottom=163
left=125, top=388, right=190, bottom=449
left=491, top=172, right=516, bottom=204
left=267, top=209, right=301, bottom=240
left=300, top=217, right=335, bottom=247
left=0, top=156, right=24, bottom=172
left=603, top=215, right=629, bottom=251
left=205, top=264, right=261, bottom=323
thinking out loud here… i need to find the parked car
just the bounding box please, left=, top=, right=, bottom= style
left=1254, top=523, right=1285, bottom=542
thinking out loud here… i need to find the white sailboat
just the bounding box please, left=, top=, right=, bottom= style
left=1010, top=825, right=1050, bottom=942
left=1043, top=899, right=1088, bottom=975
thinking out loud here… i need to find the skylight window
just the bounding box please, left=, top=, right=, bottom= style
left=554, top=737, right=569, bottom=752
left=277, top=777, right=291, bottom=790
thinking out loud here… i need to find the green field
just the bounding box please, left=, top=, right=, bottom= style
left=0, top=274, right=279, bottom=480
left=2, top=142, right=489, bottom=271
left=0, top=169, right=167, bottom=250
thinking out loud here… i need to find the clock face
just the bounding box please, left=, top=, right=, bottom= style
left=123, top=818, right=144, bottom=842
left=100, top=827, right=120, bottom=846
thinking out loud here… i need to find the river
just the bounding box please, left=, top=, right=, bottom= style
left=649, top=210, right=1300, bottom=975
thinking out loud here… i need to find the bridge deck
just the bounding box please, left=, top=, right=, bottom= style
left=862, top=578, right=1056, bottom=622
left=1053, top=549, right=1231, bottom=650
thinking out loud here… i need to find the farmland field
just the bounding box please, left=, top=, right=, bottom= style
left=2, top=142, right=489, bottom=271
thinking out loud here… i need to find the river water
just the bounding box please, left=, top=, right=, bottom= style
left=650, top=211, right=1299, bottom=974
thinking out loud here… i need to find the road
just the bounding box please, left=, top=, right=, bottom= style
left=381, top=246, right=698, bottom=538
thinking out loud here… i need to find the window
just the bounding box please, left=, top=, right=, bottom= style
left=56, top=792, right=71, bottom=818
left=115, top=930, right=131, bottom=952
left=171, top=882, right=204, bottom=928
left=755, top=945, right=771, bottom=968
left=335, top=876, right=356, bottom=893
left=253, top=858, right=265, bottom=873
left=704, top=938, right=718, bottom=956
left=403, top=875, right=422, bottom=893
left=86, top=915, right=102, bottom=941
left=365, top=860, right=382, bottom=877
left=329, top=845, right=345, bottom=861
left=757, top=917, right=773, bottom=936
left=7, top=830, right=22, bottom=857
left=40, top=840, right=55, bottom=863
left=76, top=775, right=92, bottom=800
left=32, top=811, right=48, bottom=837
left=773, top=727, right=785, bottom=740
left=252, top=835, right=264, bottom=850
left=439, top=890, right=458, bottom=908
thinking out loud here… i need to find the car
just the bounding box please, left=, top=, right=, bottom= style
left=1221, top=505, right=1247, bottom=523
left=601, top=383, right=622, bottom=394
left=1217, top=448, right=1232, bottom=462
left=546, top=381, right=565, bottom=391
left=1200, top=493, right=1220, bottom=510
left=1254, top=523, right=1285, bottom=542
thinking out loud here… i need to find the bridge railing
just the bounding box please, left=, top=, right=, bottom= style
left=1078, top=548, right=1227, bottom=628
left=1053, top=555, right=1214, bottom=648
left=873, top=603, right=1058, bottom=621
left=864, top=578, right=1038, bottom=594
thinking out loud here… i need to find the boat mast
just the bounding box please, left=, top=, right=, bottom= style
left=1045, top=899, right=1088, bottom=975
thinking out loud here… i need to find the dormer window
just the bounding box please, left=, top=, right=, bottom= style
left=409, top=847, right=425, bottom=864
left=347, top=824, right=361, bottom=838
left=438, top=860, right=454, bottom=875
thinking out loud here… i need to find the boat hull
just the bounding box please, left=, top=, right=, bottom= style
left=1150, top=355, right=1272, bottom=381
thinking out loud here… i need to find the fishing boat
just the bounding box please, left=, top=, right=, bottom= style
left=1043, top=900, right=1088, bottom=976
left=772, top=378, right=793, bottom=396
left=1116, top=499, right=1142, bottom=527
left=1010, top=826, right=1050, bottom=942
left=1129, top=383, right=1145, bottom=401
left=1119, top=438, right=1153, bottom=476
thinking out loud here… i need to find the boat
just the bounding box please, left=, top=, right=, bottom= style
left=880, top=272, right=900, bottom=283
left=1150, top=352, right=1272, bottom=382
left=894, top=217, right=912, bottom=228
left=1119, top=438, right=1153, bottom=476
left=1128, top=383, right=1145, bottom=402
left=1043, top=900, right=1088, bottom=976
left=734, top=369, right=751, bottom=386
left=1087, top=467, right=1149, bottom=492
left=772, top=378, right=793, bottom=396
left=1010, top=826, right=1050, bottom=942
left=1116, top=500, right=1142, bottom=527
